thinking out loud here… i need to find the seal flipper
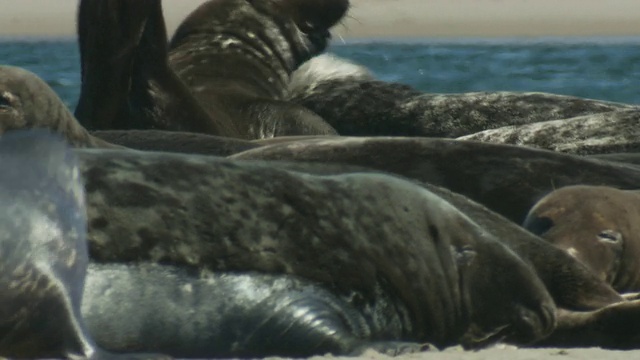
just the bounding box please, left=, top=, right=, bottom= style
left=0, top=130, right=168, bottom=360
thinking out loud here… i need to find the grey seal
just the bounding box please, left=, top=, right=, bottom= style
left=287, top=54, right=637, bottom=137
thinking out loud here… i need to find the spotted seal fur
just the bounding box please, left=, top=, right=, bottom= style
left=287, top=54, right=637, bottom=137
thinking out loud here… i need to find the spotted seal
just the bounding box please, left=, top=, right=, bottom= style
left=287, top=54, right=637, bottom=137
left=77, top=148, right=555, bottom=351
left=0, top=130, right=164, bottom=359
left=458, top=109, right=640, bottom=155
left=0, top=65, right=114, bottom=148
left=229, top=136, right=640, bottom=223
left=167, top=0, right=346, bottom=138
left=523, top=185, right=640, bottom=292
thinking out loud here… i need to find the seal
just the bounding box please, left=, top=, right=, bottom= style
left=287, top=54, right=637, bottom=137
left=523, top=185, right=640, bottom=292
left=78, top=148, right=555, bottom=351
left=75, top=0, right=224, bottom=133
left=0, top=130, right=165, bottom=359
left=167, top=0, right=346, bottom=138
left=458, top=109, right=640, bottom=155
left=0, top=65, right=115, bottom=148
left=229, top=136, right=640, bottom=223
left=91, top=129, right=261, bottom=156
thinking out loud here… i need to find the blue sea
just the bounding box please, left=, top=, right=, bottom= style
left=1, top=36, right=640, bottom=111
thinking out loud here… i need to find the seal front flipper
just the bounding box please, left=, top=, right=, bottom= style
left=0, top=129, right=168, bottom=360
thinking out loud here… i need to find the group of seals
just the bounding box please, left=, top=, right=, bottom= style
left=4, top=0, right=640, bottom=357
left=75, top=0, right=347, bottom=139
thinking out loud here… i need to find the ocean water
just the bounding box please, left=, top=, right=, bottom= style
left=1, top=37, right=640, bottom=111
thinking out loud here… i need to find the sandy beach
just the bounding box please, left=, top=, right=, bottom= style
left=1, top=0, right=640, bottom=39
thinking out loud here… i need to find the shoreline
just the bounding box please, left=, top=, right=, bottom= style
left=0, top=0, right=639, bottom=40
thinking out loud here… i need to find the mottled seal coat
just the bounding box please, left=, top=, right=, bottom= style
left=229, top=137, right=640, bottom=223
left=92, top=129, right=261, bottom=156
left=0, top=130, right=163, bottom=359
left=167, top=0, right=346, bottom=138
left=75, top=0, right=222, bottom=133
left=0, top=65, right=114, bottom=147
left=458, top=109, right=640, bottom=155
left=523, top=185, right=640, bottom=293
left=287, top=54, right=637, bottom=137
left=77, top=148, right=555, bottom=350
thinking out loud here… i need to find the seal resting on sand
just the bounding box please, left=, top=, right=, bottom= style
left=287, top=54, right=637, bottom=137
left=77, top=148, right=555, bottom=352
left=0, top=130, right=164, bottom=359
left=523, top=185, right=640, bottom=293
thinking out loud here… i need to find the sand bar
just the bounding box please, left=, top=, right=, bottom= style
left=1, top=0, right=640, bottom=39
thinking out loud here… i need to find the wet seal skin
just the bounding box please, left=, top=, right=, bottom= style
left=0, top=65, right=115, bottom=148
left=75, top=0, right=223, bottom=134
left=77, top=148, right=555, bottom=351
left=458, top=109, right=640, bottom=155
left=167, top=0, right=347, bottom=139
left=229, top=136, right=640, bottom=223
left=0, top=129, right=167, bottom=360
left=287, top=54, right=637, bottom=137
left=524, top=185, right=640, bottom=293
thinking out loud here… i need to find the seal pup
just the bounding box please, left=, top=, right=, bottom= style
left=0, top=130, right=165, bottom=359
left=75, top=0, right=225, bottom=133
left=167, top=0, right=346, bottom=138
left=287, top=54, right=637, bottom=137
left=229, top=136, right=640, bottom=223
left=458, top=109, right=640, bottom=155
left=523, top=185, right=640, bottom=292
left=78, top=148, right=555, bottom=349
left=0, top=65, right=115, bottom=148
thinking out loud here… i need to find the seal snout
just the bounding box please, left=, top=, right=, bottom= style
left=509, top=302, right=557, bottom=345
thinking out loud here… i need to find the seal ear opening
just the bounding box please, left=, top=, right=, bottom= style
left=522, top=215, right=554, bottom=237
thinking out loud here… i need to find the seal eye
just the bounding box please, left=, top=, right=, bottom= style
left=454, top=245, right=477, bottom=267
left=598, top=230, right=622, bottom=243
left=0, top=92, right=14, bottom=111
left=299, top=21, right=315, bottom=34
left=522, top=216, right=554, bottom=236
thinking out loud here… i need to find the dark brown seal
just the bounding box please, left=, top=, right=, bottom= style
left=78, top=148, right=555, bottom=350
left=229, top=136, right=640, bottom=223
left=0, top=65, right=114, bottom=148
left=75, top=0, right=223, bottom=133
left=167, top=0, right=346, bottom=138
left=458, top=109, right=640, bottom=155
left=523, top=185, right=640, bottom=292
left=287, top=54, right=636, bottom=137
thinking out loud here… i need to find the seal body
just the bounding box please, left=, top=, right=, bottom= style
left=229, top=136, right=640, bottom=223
left=523, top=185, right=640, bottom=292
left=288, top=54, right=637, bottom=137
left=0, top=65, right=113, bottom=148
left=78, top=148, right=555, bottom=350
left=0, top=130, right=165, bottom=359
left=167, top=0, right=345, bottom=138
left=458, top=109, right=640, bottom=155
left=75, top=0, right=222, bottom=134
